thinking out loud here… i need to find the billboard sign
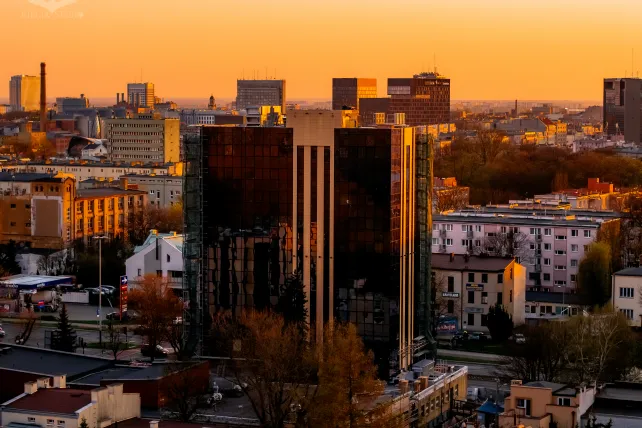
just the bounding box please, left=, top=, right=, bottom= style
left=119, top=275, right=128, bottom=318
left=436, top=316, right=459, bottom=335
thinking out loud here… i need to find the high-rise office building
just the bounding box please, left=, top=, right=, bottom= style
left=56, top=94, right=90, bottom=114
left=332, top=78, right=377, bottom=111
left=9, top=75, right=41, bottom=111
left=360, top=72, right=450, bottom=127
left=127, top=82, right=155, bottom=109
left=186, top=115, right=433, bottom=372
left=236, top=80, right=286, bottom=113
left=604, top=78, right=642, bottom=143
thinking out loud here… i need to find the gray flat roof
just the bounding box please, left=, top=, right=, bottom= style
left=614, top=267, right=642, bottom=277
left=526, top=291, right=588, bottom=306
left=461, top=207, right=620, bottom=219
left=433, top=214, right=604, bottom=228
left=432, top=253, right=513, bottom=272
left=0, top=345, right=111, bottom=378
left=76, top=188, right=146, bottom=198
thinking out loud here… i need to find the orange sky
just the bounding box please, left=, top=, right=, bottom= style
left=2, top=0, right=642, bottom=102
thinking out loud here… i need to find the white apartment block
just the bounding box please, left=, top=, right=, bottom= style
left=432, top=213, right=615, bottom=291
left=611, top=267, right=642, bottom=327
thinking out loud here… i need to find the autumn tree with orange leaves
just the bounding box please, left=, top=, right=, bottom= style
left=128, top=275, right=182, bottom=361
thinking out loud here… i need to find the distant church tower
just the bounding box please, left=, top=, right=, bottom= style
left=208, top=95, right=216, bottom=110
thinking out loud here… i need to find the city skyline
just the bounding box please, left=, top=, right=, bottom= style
left=2, top=0, right=642, bottom=102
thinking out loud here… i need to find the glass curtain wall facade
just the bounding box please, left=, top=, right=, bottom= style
left=332, top=78, right=377, bottom=111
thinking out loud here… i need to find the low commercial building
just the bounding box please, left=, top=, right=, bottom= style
left=432, top=254, right=526, bottom=334
left=524, top=291, right=588, bottom=325
left=123, top=174, right=183, bottom=209
left=1, top=376, right=140, bottom=428
left=125, top=230, right=183, bottom=290
left=611, top=267, right=642, bottom=327
left=499, top=380, right=596, bottom=428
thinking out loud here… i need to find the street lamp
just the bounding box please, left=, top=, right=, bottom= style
left=93, top=235, right=108, bottom=343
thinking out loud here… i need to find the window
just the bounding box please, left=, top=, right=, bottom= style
left=555, top=265, right=566, bottom=271
left=28, top=418, right=36, bottom=423
left=571, top=274, right=577, bottom=282
left=445, top=224, right=453, bottom=231
left=475, top=225, right=482, bottom=232
left=468, top=291, right=475, bottom=304
left=25, top=222, right=31, bottom=227
left=468, top=273, right=475, bottom=282
left=571, top=244, right=578, bottom=252
left=544, top=258, right=551, bottom=266
left=447, top=300, right=454, bottom=314
left=555, top=235, right=566, bottom=240
left=557, top=397, right=571, bottom=406
left=467, top=313, right=475, bottom=326
left=530, top=228, right=541, bottom=236
left=497, top=292, right=503, bottom=304
left=10, top=222, right=16, bottom=227
left=584, top=230, right=591, bottom=238
left=26, top=204, right=31, bottom=209
left=462, top=224, right=472, bottom=232
left=529, top=243, right=536, bottom=250
left=432, top=238, right=439, bottom=245
left=481, top=273, right=488, bottom=283
left=555, top=250, right=566, bottom=255
left=433, top=224, right=439, bottom=230
left=544, top=228, right=552, bottom=236
left=544, top=243, right=551, bottom=251
left=47, top=419, right=54, bottom=426
left=137, top=268, right=142, bottom=277
left=462, top=239, right=473, bottom=247
left=620, top=287, right=634, bottom=298
left=510, top=290, right=513, bottom=303
left=166, top=254, right=171, bottom=262
left=57, top=421, right=65, bottom=427
left=498, top=273, right=503, bottom=284
left=474, top=239, right=482, bottom=247
left=570, top=259, right=578, bottom=267
left=554, top=280, right=567, bottom=286
left=10, top=203, right=16, bottom=209
left=447, top=276, right=455, bottom=292
left=571, top=229, right=579, bottom=237
left=620, top=309, right=634, bottom=320
left=481, top=292, right=488, bottom=304
left=445, top=238, right=453, bottom=246
left=156, top=270, right=162, bottom=277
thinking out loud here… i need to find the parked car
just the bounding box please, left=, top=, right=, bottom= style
left=468, top=332, right=489, bottom=341
left=0, top=326, right=5, bottom=338
left=101, top=285, right=116, bottom=294
left=85, top=287, right=106, bottom=295
left=512, top=333, right=526, bottom=344
left=141, top=344, right=169, bottom=359
left=106, top=311, right=129, bottom=321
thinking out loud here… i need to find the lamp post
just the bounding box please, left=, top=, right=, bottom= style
left=93, top=235, right=108, bottom=344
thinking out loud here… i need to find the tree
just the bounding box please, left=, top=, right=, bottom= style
left=213, top=311, right=316, bottom=428
left=585, top=415, right=613, bottom=428
left=106, top=321, right=127, bottom=360
left=163, top=363, right=209, bottom=422
left=0, top=240, right=21, bottom=275
left=128, top=275, right=182, bottom=362
left=478, top=230, right=534, bottom=264
left=309, top=323, right=392, bottom=428
left=597, top=220, right=622, bottom=273
left=434, top=186, right=470, bottom=213
left=578, top=242, right=612, bottom=307
left=167, top=322, right=189, bottom=361
left=127, top=204, right=184, bottom=246
left=431, top=273, right=461, bottom=337
left=486, top=304, right=513, bottom=342
left=275, top=272, right=308, bottom=332
left=551, top=171, right=569, bottom=191
left=53, top=304, right=77, bottom=352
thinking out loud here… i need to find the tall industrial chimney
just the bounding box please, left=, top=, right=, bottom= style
left=116, top=93, right=120, bottom=104
left=40, top=62, right=47, bottom=132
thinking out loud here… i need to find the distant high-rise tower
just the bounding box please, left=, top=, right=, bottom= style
left=360, top=72, right=450, bottom=126
left=127, top=82, right=155, bottom=108
left=604, top=78, right=642, bottom=143
left=331, top=78, right=377, bottom=111
left=208, top=95, right=216, bottom=110
left=40, top=62, right=47, bottom=133
left=236, top=79, right=286, bottom=113
left=9, top=74, right=40, bottom=112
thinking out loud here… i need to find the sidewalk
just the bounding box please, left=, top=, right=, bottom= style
left=436, top=349, right=504, bottom=363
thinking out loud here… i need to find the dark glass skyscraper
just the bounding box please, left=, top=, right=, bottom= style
left=332, top=78, right=377, bottom=111
left=604, top=78, right=642, bottom=143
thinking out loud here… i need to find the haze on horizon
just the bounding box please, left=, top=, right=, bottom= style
left=2, top=0, right=641, bottom=102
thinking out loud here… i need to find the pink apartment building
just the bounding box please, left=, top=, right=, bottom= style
left=432, top=213, right=619, bottom=291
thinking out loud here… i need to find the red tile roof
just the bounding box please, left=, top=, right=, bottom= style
left=7, top=389, right=92, bottom=414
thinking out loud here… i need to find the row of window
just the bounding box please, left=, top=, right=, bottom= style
left=433, top=224, right=594, bottom=238
left=525, top=305, right=579, bottom=316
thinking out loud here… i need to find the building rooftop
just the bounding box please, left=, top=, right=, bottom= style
left=133, top=231, right=183, bottom=254
left=0, top=274, right=74, bottom=290
left=0, top=345, right=111, bottom=378
left=0, top=172, right=63, bottom=183
left=110, top=417, right=259, bottom=428
left=71, top=363, right=195, bottom=386
left=431, top=253, right=513, bottom=272
left=76, top=188, right=147, bottom=199
left=614, top=267, right=642, bottom=277
left=457, top=206, right=620, bottom=219
left=433, top=213, right=604, bottom=228
left=526, top=291, right=588, bottom=306
left=3, top=388, right=92, bottom=414
left=524, top=381, right=576, bottom=396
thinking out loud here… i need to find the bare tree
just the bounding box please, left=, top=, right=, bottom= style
left=167, top=322, right=189, bottom=361
left=478, top=230, right=534, bottom=264
left=434, top=186, right=470, bottom=213
left=106, top=321, right=127, bottom=360
left=163, top=362, right=210, bottom=422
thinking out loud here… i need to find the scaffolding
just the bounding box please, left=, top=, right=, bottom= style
left=183, top=130, right=205, bottom=356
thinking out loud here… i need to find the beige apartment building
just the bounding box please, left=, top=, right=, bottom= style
left=1, top=376, right=140, bottom=428
left=611, top=266, right=642, bottom=327
left=102, top=114, right=179, bottom=163
left=432, top=254, right=526, bottom=333
left=499, top=380, right=596, bottom=428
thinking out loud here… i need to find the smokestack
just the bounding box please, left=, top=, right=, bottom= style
left=116, top=93, right=120, bottom=104
left=40, top=62, right=46, bottom=132
left=122, top=93, right=125, bottom=105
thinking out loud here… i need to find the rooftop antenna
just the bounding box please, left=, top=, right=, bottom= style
left=140, top=68, right=143, bottom=83
left=434, top=53, right=437, bottom=74
left=632, top=48, right=634, bottom=78
left=265, top=66, right=267, bottom=80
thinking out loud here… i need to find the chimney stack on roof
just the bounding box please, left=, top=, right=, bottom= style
left=40, top=62, right=47, bottom=133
